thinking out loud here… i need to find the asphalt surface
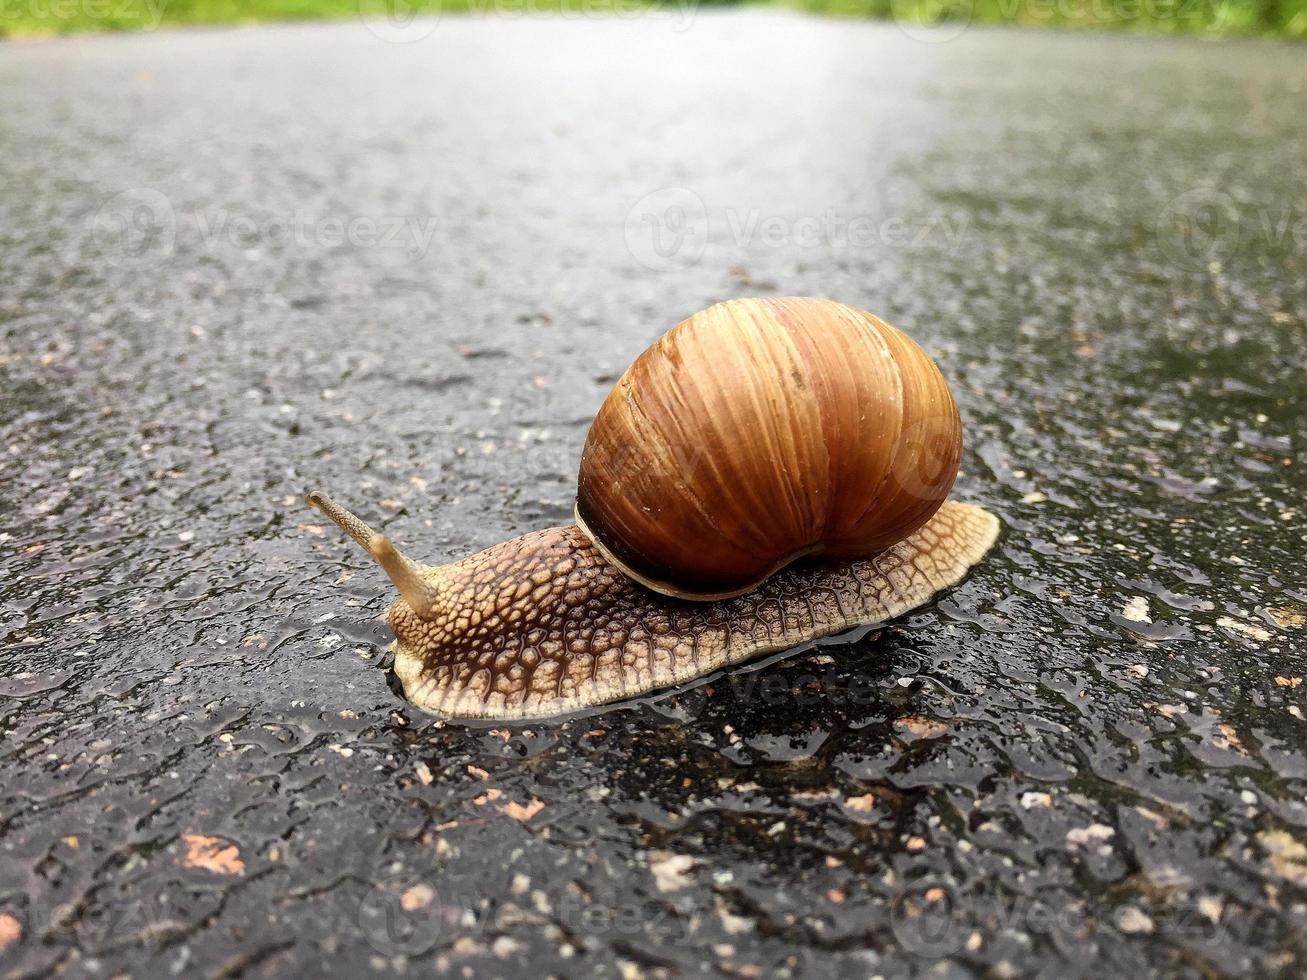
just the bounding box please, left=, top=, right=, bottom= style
left=1, top=12, right=1305, bottom=978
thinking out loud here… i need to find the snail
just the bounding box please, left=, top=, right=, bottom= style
left=309, top=297, right=999, bottom=720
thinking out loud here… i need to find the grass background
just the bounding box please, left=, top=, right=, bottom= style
left=1, top=0, right=1303, bottom=40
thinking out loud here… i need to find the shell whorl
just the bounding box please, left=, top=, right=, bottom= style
left=575, top=297, right=963, bottom=601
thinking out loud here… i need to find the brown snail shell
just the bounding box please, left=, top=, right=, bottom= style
left=576, top=297, right=962, bottom=600
left=308, top=297, right=997, bottom=720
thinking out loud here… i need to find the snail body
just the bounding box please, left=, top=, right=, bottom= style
left=310, top=298, right=999, bottom=720
left=309, top=495, right=997, bottom=719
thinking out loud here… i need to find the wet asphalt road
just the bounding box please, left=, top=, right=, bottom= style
left=2, top=12, right=1306, bottom=977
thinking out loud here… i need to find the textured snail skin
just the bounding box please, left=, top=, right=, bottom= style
left=380, top=500, right=999, bottom=721
left=577, top=298, right=963, bottom=601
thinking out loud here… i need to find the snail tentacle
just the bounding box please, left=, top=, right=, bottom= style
left=306, top=491, right=377, bottom=551
left=368, top=534, right=438, bottom=619
left=309, top=492, right=438, bottom=619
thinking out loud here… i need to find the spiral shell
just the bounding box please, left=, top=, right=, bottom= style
left=575, top=297, right=962, bottom=600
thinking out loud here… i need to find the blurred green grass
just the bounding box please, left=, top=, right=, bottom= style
left=1, top=0, right=1302, bottom=38
left=0, top=0, right=654, bottom=35
left=798, top=0, right=1306, bottom=35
